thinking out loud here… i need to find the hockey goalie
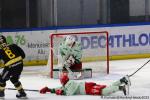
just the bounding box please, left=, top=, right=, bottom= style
left=51, top=32, right=109, bottom=79
left=53, top=35, right=85, bottom=79
left=59, top=35, right=82, bottom=72
left=40, top=73, right=131, bottom=96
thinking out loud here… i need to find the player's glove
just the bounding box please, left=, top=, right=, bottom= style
left=55, top=89, right=64, bottom=95
left=40, top=86, right=51, bottom=94
left=65, top=55, right=75, bottom=66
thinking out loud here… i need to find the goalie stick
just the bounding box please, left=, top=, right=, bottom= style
left=6, top=88, right=39, bottom=92
left=128, top=59, right=150, bottom=77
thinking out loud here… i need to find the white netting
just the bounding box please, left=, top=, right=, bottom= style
left=47, top=31, right=109, bottom=78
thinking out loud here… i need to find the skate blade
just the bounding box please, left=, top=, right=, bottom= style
left=17, top=96, right=28, bottom=99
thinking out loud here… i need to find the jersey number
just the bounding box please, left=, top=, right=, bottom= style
left=5, top=49, right=16, bottom=59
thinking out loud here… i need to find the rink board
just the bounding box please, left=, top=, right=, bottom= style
left=1, top=23, right=150, bottom=67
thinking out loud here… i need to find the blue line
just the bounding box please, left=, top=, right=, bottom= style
left=0, top=22, right=150, bottom=32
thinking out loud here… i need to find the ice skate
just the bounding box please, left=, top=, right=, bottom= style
left=0, top=91, right=4, bottom=99
left=120, top=75, right=131, bottom=86
left=16, top=90, right=27, bottom=99
left=119, top=84, right=127, bottom=95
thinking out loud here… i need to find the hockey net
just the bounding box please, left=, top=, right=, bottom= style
left=47, top=31, right=109, bottom=78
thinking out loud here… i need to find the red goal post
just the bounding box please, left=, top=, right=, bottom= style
left=48, top=31, right=109, bottom=78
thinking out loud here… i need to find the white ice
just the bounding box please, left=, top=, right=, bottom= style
left=1, top=58, right=150, bottom=100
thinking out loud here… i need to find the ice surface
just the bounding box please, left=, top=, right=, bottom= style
left=1, top=58, right=150, bottom=100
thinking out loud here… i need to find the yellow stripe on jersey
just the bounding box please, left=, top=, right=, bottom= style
left=5, top=56, right=22, bottom=67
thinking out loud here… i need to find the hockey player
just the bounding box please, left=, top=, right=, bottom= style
left=59, top=35, right=82, bottom=73
left=0, top=35, right=27, bottom=98
left=40, top=73, right=130, bottom=96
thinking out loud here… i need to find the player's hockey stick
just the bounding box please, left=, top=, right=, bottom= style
left=120, top=60, right=150, bottom=95
left=128, top=59, right=150, bottom=77
left=6, top=88, right=39, bottom=92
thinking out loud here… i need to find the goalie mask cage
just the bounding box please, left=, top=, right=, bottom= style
left=48, top=31, right=109, bottom=78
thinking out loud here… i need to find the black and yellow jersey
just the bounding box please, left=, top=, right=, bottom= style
left=0, top=44, right=25, bottom=66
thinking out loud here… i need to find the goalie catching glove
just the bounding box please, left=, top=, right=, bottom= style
left=64, top=55, right=75, bottom=67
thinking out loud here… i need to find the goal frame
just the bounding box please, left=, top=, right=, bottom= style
left=49, top=31, right=109, bottom=78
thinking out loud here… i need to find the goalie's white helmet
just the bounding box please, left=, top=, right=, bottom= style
left=65, top=35, right=75, bottom=46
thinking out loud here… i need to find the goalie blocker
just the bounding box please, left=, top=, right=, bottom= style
left=53, top=68, right=92, bottom=79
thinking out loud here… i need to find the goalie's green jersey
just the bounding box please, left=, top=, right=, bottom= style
left=59, top=42, right=82, bottom=63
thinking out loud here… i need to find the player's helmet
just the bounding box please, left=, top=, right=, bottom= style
left=60, top=73, right=69, bottom=85
left=0, top=35, right=7, bottom=48
left=0, top=35, right=6, bottom=44
left=65, top=35, right=75, bottom=46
